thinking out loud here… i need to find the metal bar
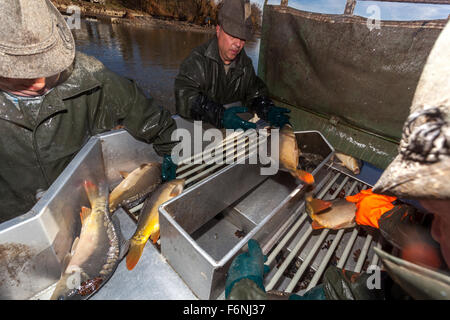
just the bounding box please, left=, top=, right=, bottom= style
left=344, top=0, right=357, bottom=15
left=265, top=172, right=334, bottom=265
left=307, top=229, right=344, bottom=291
left=370, top=242, right=382, bottom=267
left=178, top=131, right=265, bottom=182
left=266, top=213, right=308, bottom=265
left=336, top=229, right=359, bottom=269
left=305, top=180, right=360, bottom=290
left=265, top=172, right=342, bottom=291
left=184, top=136, right=264, bottom=185
left=285, top=229, right=329, bottom=292
left=265, top=226, right=313, bottom=291
left=336, top=185, right=368, bottom=269
left=285, top=176, right=351, bottom=292
left=176, top=130, right=246, bottom=173
left=354, top=234, right=373, bottom=273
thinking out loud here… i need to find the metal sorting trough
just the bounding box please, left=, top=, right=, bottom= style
left=0, top=117, right=202, bottom=300
left=0, top=128, right=165, bottom=300
left=159, top=130, right=338, bottom=300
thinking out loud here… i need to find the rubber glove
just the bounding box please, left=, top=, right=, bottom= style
left=345, top=188, right=397, bottom=228
left=222, top=106, right=257, bottom=130
left=267, top=106, right=291, bottom=128
left=252, top=96, right=291, bottom=128
left=162, top=154, right=177, bottom=182
left=225, top=239, right=270, bottom=298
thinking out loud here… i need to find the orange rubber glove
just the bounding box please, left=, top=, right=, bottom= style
left=345, top=188, right=397, bottom=228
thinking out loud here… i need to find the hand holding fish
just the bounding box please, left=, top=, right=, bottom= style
left=345, top=188, right=397, bottom=228
left=305, top=188, right=397, bottom=230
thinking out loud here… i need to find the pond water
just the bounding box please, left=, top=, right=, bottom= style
left=72, top=19, right=261, bottom=113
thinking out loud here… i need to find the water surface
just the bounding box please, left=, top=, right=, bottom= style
left=73, top=19, right=261, bottom=113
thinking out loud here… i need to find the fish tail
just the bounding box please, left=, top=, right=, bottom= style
left=307, top=198, right=332, bottom=215
left=295, top=169, right=315, bottom=185
left=150, top=230, right=160, bottom=244
left=83, top=180, right=99, bottom=206
left=311, top=220, right=326, bottom=230
left=126, top=239, right=146, bottom=271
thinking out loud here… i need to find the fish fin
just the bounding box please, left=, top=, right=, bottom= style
left=139, top=164, right=148, bottom=170
left=295, top=169, right=315, bottom=185
left=150, top=229, right=160, bottom=244
left=83, top=180, right=99, bottom=205
left=169, top=183, right=184, bottom=197
left=80, top=206, right=91, bottom=225
left=308, top=198, right=332, bottom=215
left=126, top=240, right=146, bottom=271
left=119, top=171, right=129, bottom=179
left=70, top=237, right=80, bottom=255
left=111, top=215, right=130, bottom=260
left=61, top=252, right=73, bottom=273
left=311, top=220, right=326, bottom=230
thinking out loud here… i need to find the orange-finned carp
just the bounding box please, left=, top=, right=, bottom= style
left=305, top=192, right=357, bottom=230
left=279, top=125, right=315, bottom=185
left=50, top=181, right=127, bottom=300
left=334, top=152, right=361, bottom=175
left=109, top=162, right=162, bottom=212
left=126, top=179, right=185, bottom=271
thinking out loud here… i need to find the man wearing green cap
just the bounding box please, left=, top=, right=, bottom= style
left=0, top=0, right=177, bottom=223
left=225, top=20, right=450, bottom=300
left=175, top=0, right=290, bottom=130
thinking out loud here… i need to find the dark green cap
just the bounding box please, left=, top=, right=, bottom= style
left=218, top=0, right=253, bottom=40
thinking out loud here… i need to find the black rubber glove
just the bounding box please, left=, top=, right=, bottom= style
left=191, top=95, right=225, bottom=128
left=251, top=96, right=291, bottom=128
left=191, top=95, right=257, bottom=130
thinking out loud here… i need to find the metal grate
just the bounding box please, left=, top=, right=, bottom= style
left=263, top=164, right=383, bottom=295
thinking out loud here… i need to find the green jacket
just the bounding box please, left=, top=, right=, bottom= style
left=174, top=37, right=268, bottom=120
left=0, top=52, right=176, bottom=222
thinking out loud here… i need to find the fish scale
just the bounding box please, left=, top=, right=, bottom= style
left=50, top=181, right=124, bottom=300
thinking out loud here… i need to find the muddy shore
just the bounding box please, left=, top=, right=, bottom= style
left=54, top=2, right=216, bottom=35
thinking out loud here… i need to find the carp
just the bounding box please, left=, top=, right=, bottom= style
left=51, top=181, right=127, bottom=300
left=126, top=179, right=185, bottom=271
left=109, top=162, right=162, bottom=212
left=305, top=192, right=357, bottom=230
left=279, top=124, right=314, bottom=185
left=334, top=152, right=361, bottom=175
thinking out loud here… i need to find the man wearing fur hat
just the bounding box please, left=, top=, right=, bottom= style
left=225, top=21, right=450, bottom=300
left=175, top=0, right=290, bottom=131
left=0, top=0, right=177, bottom=223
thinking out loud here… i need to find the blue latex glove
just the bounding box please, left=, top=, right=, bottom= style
left=267, top=106, right=291, bottom=128
left=162, top=154, right=177, bottom=182
left=225, top=239, right=270, bottom=298
left=222, top=106, right=257, bottom=131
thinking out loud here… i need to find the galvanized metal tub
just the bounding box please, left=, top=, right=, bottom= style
left=159, top=130, right=334, bottom=300
left=0, top=117, right=199, bottom=300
